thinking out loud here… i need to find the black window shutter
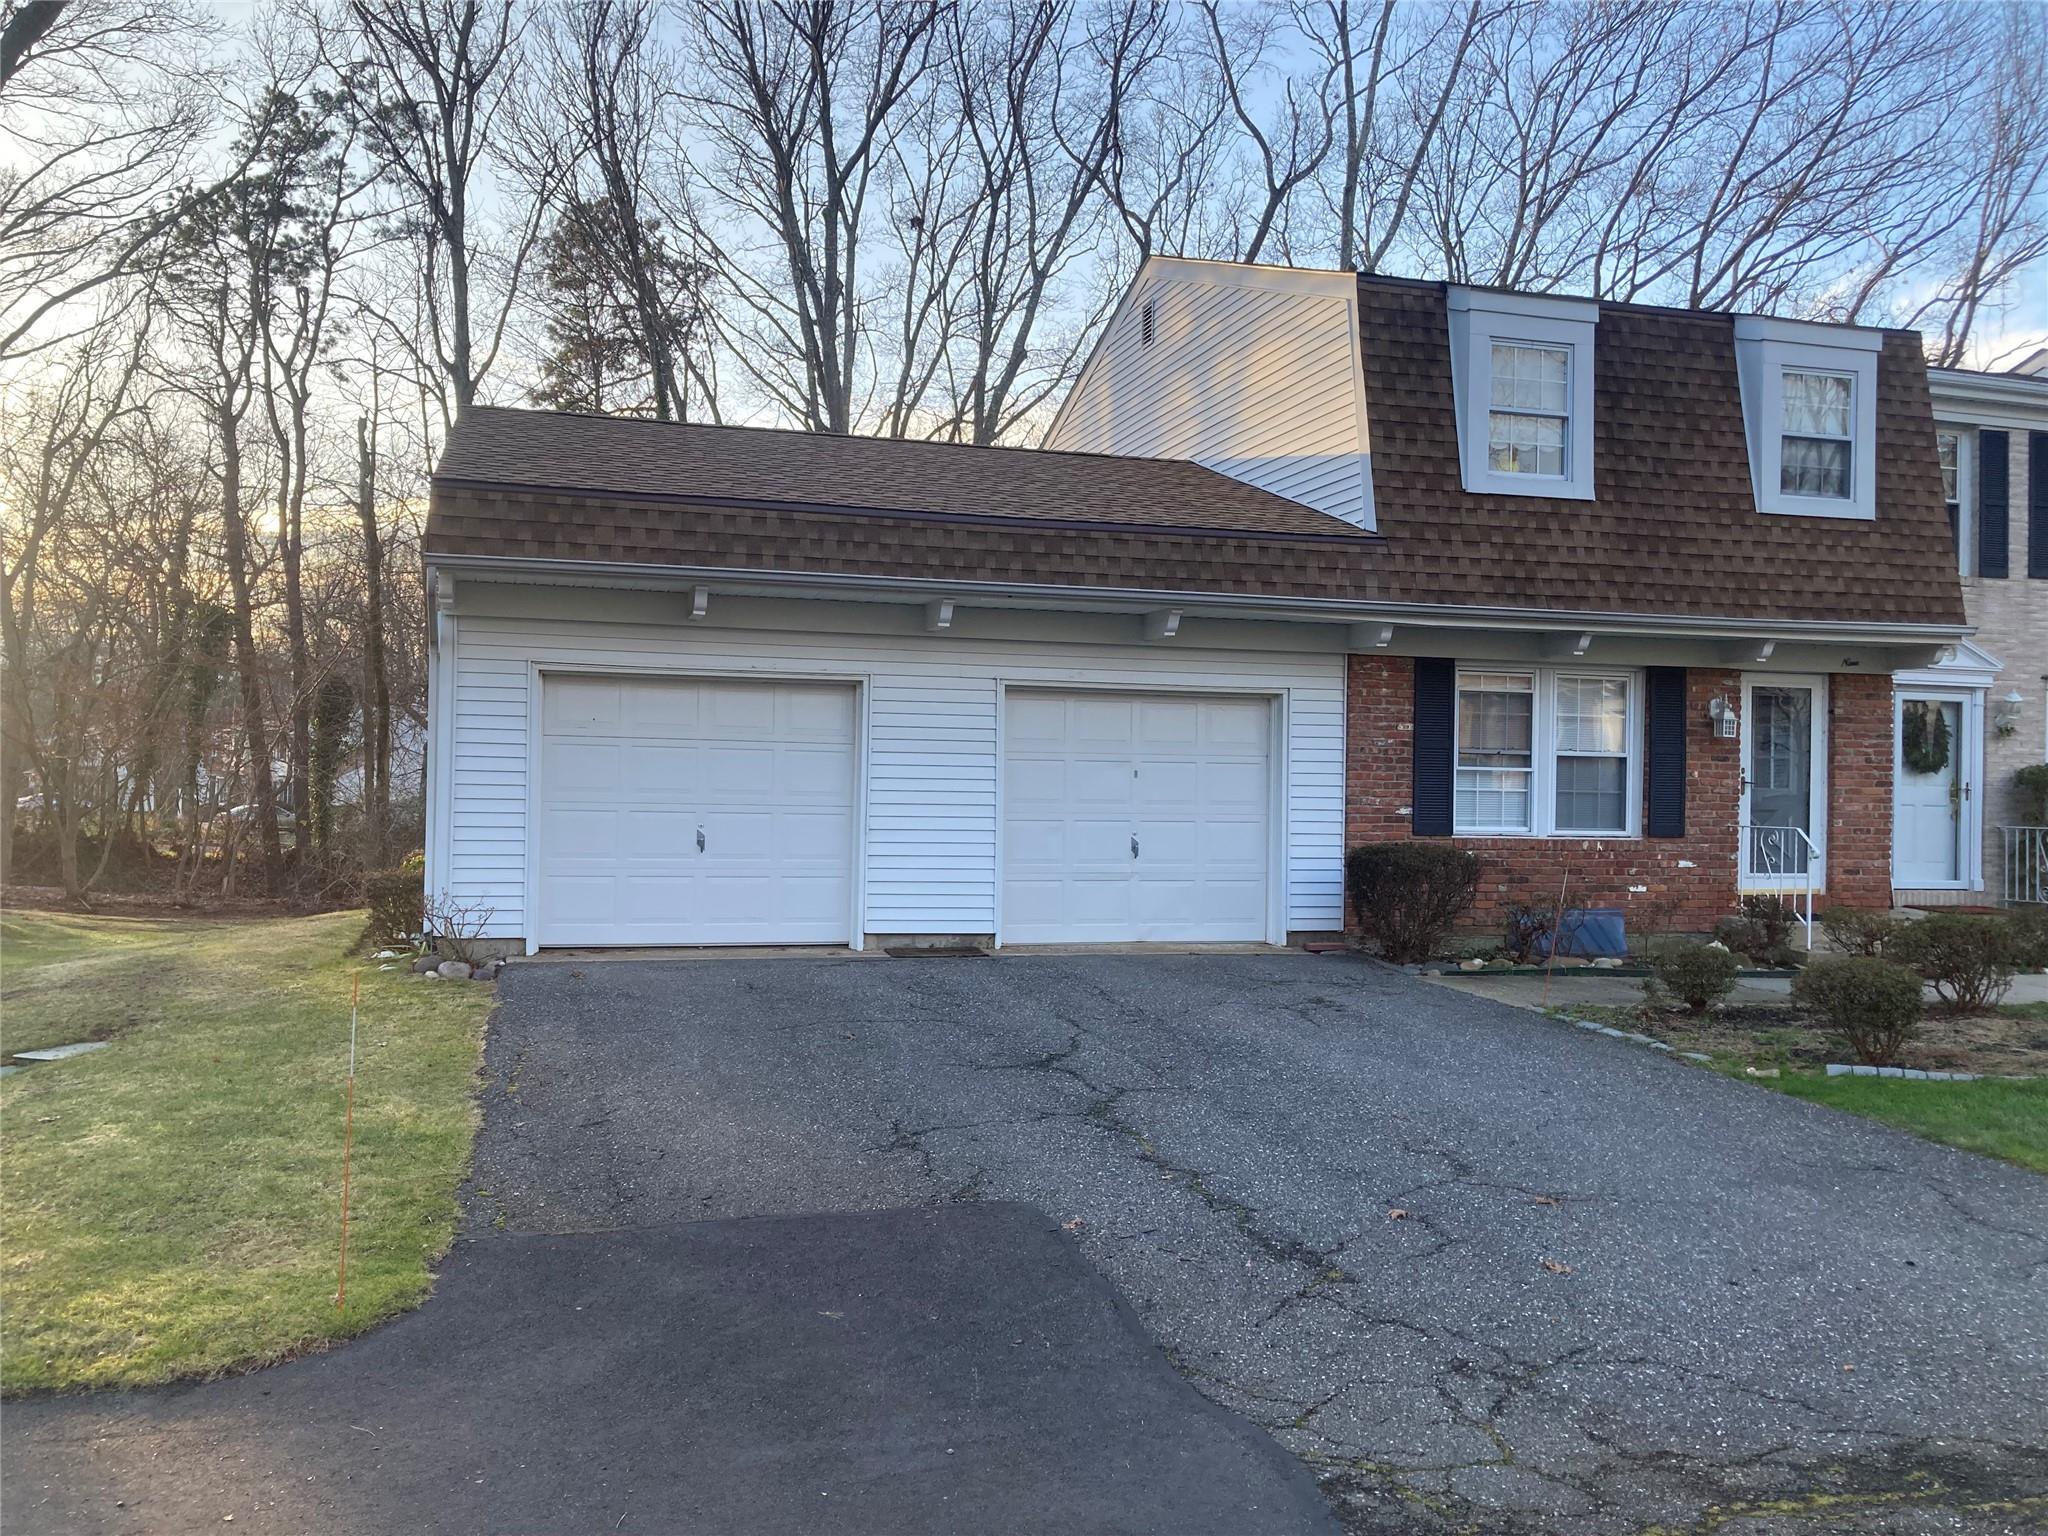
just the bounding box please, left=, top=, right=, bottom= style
left=1978, top=429, right=2009, bottom=579
left=1644, top=667, right=1687, bottom=838
left=1412, top=658, right=1455, bottom=838
left=2029, top=432, right=2048, bottom=580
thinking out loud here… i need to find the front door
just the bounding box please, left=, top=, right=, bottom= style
left=1739, top=675, right=1827, bottom=890
left=1893, top=692, right=1967, bottom=888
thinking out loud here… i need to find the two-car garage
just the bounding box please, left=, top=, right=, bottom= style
left=536, top=675, right=859, bottom=947
left=516, top=632, right=1330, bottom=952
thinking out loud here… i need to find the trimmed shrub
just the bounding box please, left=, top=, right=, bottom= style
left=1818, top=907, right=1901, bottom=958
left=1793, top=956, right=1923, bottom=1066
left=1713, top=894, right=1801, bottom=967
left=1890, top=912, right=2020, bottom=1014
left=1345, top=844, right=1480, bottom=964
left=1649, top=941, right=1738, bottom=1012
left=364, top=870, right=425, bottom=946
left=1501, top=902, right=1557, bottom=965
left=2009, top=905, right=2048, bottom=974
left=2014, top=763, right=2048, bottom=825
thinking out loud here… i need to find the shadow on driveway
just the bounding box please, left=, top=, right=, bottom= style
left=3, top=1203, right=1334, bottom=1535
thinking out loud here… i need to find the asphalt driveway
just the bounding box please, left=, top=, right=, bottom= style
left=460, top=951, right=2048, bottom=1534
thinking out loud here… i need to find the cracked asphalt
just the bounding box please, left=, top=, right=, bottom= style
left=471, top=952, right=2048, bottom=1535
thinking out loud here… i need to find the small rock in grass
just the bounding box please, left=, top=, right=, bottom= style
left=474, top=960, right=502, bottom=982
left=423, top=971, right=441, bottom=982
left=412, top=956, right=440, bottom=975
left=437, top=960, right=473, bottom=982
left=1459, top=958, right=1486, bottom=972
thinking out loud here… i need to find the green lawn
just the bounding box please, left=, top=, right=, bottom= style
left=1776, top=1075, right=2048, bottom=1175
left=1, top=909, right=493, bottom=1393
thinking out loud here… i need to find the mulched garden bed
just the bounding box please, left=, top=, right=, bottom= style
left=1562, top=1000, right=2048, bottom=1079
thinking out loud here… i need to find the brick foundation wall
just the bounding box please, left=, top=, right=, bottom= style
left=1344, top=654, right=1894, bottom=935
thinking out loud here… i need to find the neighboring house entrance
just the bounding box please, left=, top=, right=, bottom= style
left=1890, top=641, right=1996, bottom=903
left=1739, top=674, right=1828, bottom=891
left=1000, top=689, right=1272, bottom=945
left=534, top=674, right=858, bottom=947
left=1893, top=694, right=1968, bottom=889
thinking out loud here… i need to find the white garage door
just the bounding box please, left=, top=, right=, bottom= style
left=537, top=675, right=856, bottom=946
left=1002, top=691, right=1271, bottom=944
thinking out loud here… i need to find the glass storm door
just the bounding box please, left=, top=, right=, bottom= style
left=1893, top=694, right=1966, bottom=887
left=1740, top=677, right=1825, bottom=887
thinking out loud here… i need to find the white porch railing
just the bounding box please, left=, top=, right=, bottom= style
left=2004, top=826, right=2048, bottom=905
left=1739, top=822, right=1819, bottom=949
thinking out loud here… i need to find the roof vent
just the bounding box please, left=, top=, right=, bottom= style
left=1138, top=299, right=1156, bottom=348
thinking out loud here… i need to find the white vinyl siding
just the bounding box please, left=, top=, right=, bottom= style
left=1045, top=262, right=1374, bottom=529
left=435, top=589, right=1345, bottom=944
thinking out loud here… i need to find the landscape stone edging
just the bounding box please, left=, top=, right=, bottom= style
left=1822, top=1063, right=2037, bottom=1083
left=1549, top=1014, right=2038, bottom=1083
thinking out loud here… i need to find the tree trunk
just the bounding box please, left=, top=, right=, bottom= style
left=216, top=404, right=284, bottom=892
left=357, top=414, right=392, bottom=868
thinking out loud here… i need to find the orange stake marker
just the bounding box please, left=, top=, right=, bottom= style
left=336, top=971, right=361, bottom=1314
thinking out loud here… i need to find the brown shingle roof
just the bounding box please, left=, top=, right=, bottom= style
left=435, top=406, right=1360, bottom=539
left=425, top=284, right=1966, bottom=630
left=1351, top=277, right=1964, bottom=627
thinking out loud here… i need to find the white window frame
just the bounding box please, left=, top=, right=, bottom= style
left=1447, top=289, right=1598, bottom=501
left=1733, top=315, right=1880, bottom=521
left=1452, top=666, right=1642, bottom=838
left=1934, top=421, right=1975, bottom=578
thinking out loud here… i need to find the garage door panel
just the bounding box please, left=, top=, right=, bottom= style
left=544, top=741, right=622, bottom=796
left=778, top=686, right=855, bottom=738
left=1202, top=700, right=1269, bottom=749
left=622, top=743, right=698, bottom=796
left=701, top=744, right=776, bottom=796
left=625, top=680, right=701, bottom=733
left=780, top=746, right=855, bottom=798
left=1070, top=697, right=1136, bottom=747
left=540, top=807, right=619, bottom=860
left=621, top=810, right=697, bottom=859
left=1198, top=818, right=1267, bottom=865
left=1067, top=757, right=1135, bottom=806
left=1002, top=689, right=1270, bottom=945
left=544, top=677, right=621, bottom=734
left=538, top=676, right=855, bottom=946
left=1137, top=698, right=1201, bottom=747
left=1201, top=760, right=1267, bottom=808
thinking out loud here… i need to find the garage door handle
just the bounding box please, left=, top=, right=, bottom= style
left=1131, top=833, right=1139, bottom=860
left=697, top=827, right=706, bottom=853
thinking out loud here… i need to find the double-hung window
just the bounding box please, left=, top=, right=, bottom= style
left=1935, top=427, right=1973, bottom=577
left=1487, top=344, right=1570, bottom=478
left=1779, top=370, right=1854, bottom=500
left=1455, top=672, right=1536, bottom=832
left=1447, top=288, right=1598, bottom=499
left=1732, top=316, right=1880, bottom=520
left=1454, top=668, right=1637, bottom=836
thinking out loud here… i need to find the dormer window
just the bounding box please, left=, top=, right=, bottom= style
left=1488, top=344, right=1569, bottom=476
left=1733, top=316, right=1880, bottom=521
left=1447, top=288, right=1598, bottom=500
left=1779, top=370, right=1854, bottom=498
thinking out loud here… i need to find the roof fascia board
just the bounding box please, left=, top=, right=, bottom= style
left=423, top=552, right=1969, bottom=645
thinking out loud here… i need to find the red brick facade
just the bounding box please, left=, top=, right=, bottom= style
left=1825, top=671, right=1896, bottom=911
left=1344, top=654, right=1894, bottom=935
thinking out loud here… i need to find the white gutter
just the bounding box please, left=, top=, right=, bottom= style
left=423, top=551, right=1971, bottom=646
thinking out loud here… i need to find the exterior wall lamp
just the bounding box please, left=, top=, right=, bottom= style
left=1707, top=696, right=1738, bottom=739
left=1992, top=689, right=2024, bottom=739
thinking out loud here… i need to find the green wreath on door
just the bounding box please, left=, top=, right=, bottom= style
left=1902, top=701, right=1951, bottom=775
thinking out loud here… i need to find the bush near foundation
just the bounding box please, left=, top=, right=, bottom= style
left=1793, top=956, right=1923, bottom=1066
left=1345, top=844, right=1479, bottom=965
left=1818, top=908, right=1902, bottom=958
left=1891, top=912, right=2032, bottom=1014
left=1648, top=941, right=1738, bottom=1012
left=1713, top=894, right=1802, bottom=967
